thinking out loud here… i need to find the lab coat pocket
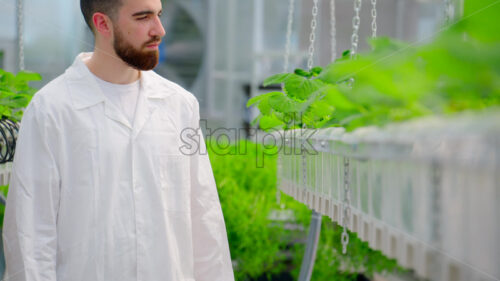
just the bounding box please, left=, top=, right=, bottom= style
left=159, top=154, right=190, bottom=213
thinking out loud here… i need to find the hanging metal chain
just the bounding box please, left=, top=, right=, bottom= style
left=341, top=157, right=351, bottom=254
left=371, top=0, right=377, bottom=38
left=344, top=2, right=361, bottom=248
left=307, top=0, right=319, bottom=71
left=284, top=0, right=295, bottom=73
left=348, top=0, right=362, bottom=87
left=350, top=0, right=362, bottom=59
left=330, top=0, right=337, bottom=61
left=346, top=0, right=362, bottom=243
left=17, top=0, right=25, bottom=71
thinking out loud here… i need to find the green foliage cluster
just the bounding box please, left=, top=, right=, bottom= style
left=247, top=0, right=500, bottom=132
left=208, top=139, right=304, bottom=280
left=208, top=140, right=402, bottom=280
left=0, top=185, right=8, bottom=227
left=239, top=1, right=500, bottom=279
left=311, top=226, right=401, bottom=280
left=0, top=69, right=41, bottom=121
left=0, top=68, right=39, bottom=226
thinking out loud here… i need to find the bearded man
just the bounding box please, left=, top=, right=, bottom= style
left=2, top=0, right=235, bottom=280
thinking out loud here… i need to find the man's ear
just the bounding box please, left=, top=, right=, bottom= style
left=92, top=12, right=113, bottom=37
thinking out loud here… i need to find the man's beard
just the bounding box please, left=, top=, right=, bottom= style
left=113, top=27, right=161, bottom=71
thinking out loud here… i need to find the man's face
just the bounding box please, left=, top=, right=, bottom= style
left=112, top=0, right=165, bottom=70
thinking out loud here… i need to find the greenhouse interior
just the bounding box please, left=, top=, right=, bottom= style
left=0, top=0, right=499, bottom=280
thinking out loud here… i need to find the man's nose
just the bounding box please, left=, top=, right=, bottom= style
left=150, top=16, right=166, bottom=38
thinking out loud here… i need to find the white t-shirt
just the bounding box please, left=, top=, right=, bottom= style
left=93, top=74, right=141, bottom=125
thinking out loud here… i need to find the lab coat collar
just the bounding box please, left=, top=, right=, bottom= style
left=65, top=52, right=174, bottom=133
left=65, top=52, right=173, bottom=111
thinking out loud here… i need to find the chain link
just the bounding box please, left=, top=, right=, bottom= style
left=345, top=2, right=361, bottom=244
left=350, top=0, right=362, bottom=59
left=307, top=0, right=319, bottom=71
left=341, top=157, right=351, bottom=254
left=371, top=0, right=377, bottom=38
left=17, top=0, right=25, bottom=71
left=348, top=0, right=362, bottom=87
left=284, top=0, right=295, bottom=73
left=330, top=0, right=337, bottom=61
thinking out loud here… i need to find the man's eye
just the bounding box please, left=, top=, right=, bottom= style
left=137, top=16, right=148, bottom=20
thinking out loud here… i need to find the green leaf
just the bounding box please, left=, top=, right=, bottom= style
left=284, top=75, right=325, bottom=100
left=0, top=90, right=16, bottom=97
left=262, top=73, right=293, bottom=86
left=296, top=88, right=328, bottom=113
left=268, top=94, right=302, bottom=113
left=259, top=115, right=285, bottom=130
left=246, top=91, right=282, bottom=107
left=311, top=66, right=323, bottom=76
left=15, top=71, right=42, bottom=82
left=250, top=115, right=261, bottom=126
left=368, top=37, right=408, bottom=53
left=12, top=110, right=24, bottom=121
left=258, top=98, right=272, bottom=115
left=294, top=68, right=311, bottom=78
left=317, top=59, right=359, bottom=84
left=0, top=98, right=25, bottom=108
left=308, top=100, right=334, bottom=117
left=1, top=108, right=12, bottom=118
left=0, top=72, right=15, bottom=84
left=322, top=86, right=357, bottom=110
left=0, top=185, right=8, bottom=198
left=339, top=113, right=365, bottom=126
left=462, top=0, right=500, bottom=42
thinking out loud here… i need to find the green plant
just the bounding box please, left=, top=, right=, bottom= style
left=0, top=185, right=9, bottom=227
left=208, top=140, right=402, bottom=280
left=208, top=139, right=303, bottom=280
left=248, top=0, right=500, bottom=132
left=0, top=69, right=41, bottom=121
left=0, top=68, right=40, bottom=228
left=241, top=1, right=500, bottom=279
left=309, top=223, right=402, bottom=280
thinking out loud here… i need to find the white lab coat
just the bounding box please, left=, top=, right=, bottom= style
left=2, top=53, right=235, bottom=281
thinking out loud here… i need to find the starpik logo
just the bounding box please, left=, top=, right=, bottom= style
left=178, top=120, right=318, bottom=168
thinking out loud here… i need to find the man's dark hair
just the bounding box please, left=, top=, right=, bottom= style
left=80, top=0, right=123, bottom=32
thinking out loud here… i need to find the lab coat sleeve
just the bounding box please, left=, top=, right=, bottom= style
left=189, top=99, right=235, bottom=281
left=2, top=100, right=60, bottom=281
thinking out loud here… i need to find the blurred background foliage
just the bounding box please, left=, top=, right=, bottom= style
left=248, top=0, right=500, bottom=132
left=0, top=69, right=40, bottom=121
left=208, top=140, right=403, bottom=281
